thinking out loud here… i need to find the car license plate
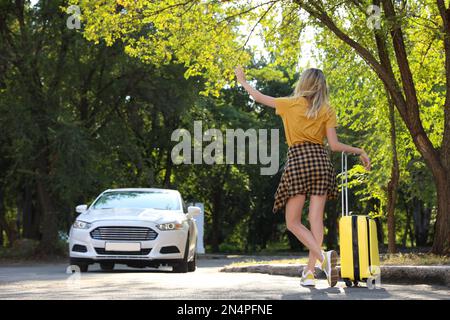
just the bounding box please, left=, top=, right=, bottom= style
left=105, top=242, right=141, bottom=252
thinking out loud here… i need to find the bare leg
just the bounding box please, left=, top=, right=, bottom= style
left=306, top=194, right=327, bottom=272
left=285, top=194, right=323, bottom=263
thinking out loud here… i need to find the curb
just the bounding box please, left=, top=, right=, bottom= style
left=220, top=264, right=450, bottom=286
left=197, top=254, right=305, bottom=260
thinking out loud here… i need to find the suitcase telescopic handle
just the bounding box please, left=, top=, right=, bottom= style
left=341, top=152, right=349, bottom=217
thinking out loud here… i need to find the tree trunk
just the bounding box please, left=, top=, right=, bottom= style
left=22, top=185, right=40, bottom=239
left=36, top=150, right=59, bottom=254
left=211, top=188, right=222, bottom=253
left=210, top=166, right=230, bottom=252
left=402, top=206, right=411, bottom=248
left=375, top=217, right=384, bottom=245
left=0, top=198, right=3, bottom=246
left=386, top=92, right=399, bottom=253
left=408, top=209, right=415, bottom=248
left=0, top=186, right=18, bottom=246
left=247, top=201, right=261, bottom=252
left=163, top=149, right=173, bottom=188
left=431, top=174, right=450, bottom=253
left=412, top=198, right=431, bottom=247
left=36, top=178, right=58, bottom=254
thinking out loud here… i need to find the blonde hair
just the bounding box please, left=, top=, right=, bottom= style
left=292, top=68, right=330, bottom=119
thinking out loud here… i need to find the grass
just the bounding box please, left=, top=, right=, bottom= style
left=380, top=253, right=450, bottom=266
left=226, top=253, right=450, bottom=268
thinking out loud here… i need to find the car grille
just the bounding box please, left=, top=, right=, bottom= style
left=90, top=227, right=158, bottom=241
left=95, top=248, right=152, bottom=255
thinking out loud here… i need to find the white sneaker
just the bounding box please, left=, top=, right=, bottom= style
left=320, top=250, right=338, bottom=287
left=300, top=269, right=316, bottom=287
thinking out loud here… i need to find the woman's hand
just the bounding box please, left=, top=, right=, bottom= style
left=235, top=66, right=246, bottom=84
left=233, top=66, right=276, bottom=108
left=359, top=150, right=371, bottom=171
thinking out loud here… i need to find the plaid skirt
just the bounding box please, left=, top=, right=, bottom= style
left=273, top=141, right=338, bottom=213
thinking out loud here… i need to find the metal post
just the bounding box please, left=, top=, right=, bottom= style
left=194, top=202, right=205, bottom=254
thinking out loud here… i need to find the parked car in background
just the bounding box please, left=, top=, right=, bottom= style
left=69, top=188, right=200, bottom=273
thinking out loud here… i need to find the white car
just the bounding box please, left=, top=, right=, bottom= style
left=69, top=188, right=200, bottom=273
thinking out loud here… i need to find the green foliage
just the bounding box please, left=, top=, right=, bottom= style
left=0, top=0, right=446, bottom=256
left=69, top=0, right=255, bottom=96
left=0, top=240, right=39, bottom=260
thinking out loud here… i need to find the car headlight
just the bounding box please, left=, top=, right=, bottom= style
left=73, top=220, right=91, bottom=229
left=156, top=222, right=185, bottom=231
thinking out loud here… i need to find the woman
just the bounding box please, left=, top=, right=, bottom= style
left=235, top=66, right=371, bottom=287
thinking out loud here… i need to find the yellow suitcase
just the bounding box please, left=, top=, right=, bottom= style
left=338, top=152, right=380, bottom=287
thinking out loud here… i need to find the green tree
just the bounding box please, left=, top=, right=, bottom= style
left=75, top=0, right=449, bottom=253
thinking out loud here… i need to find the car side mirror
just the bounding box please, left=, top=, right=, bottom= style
left=187, top=206, right=201, bottom=216
left=76, top=204, right=88, bottom=213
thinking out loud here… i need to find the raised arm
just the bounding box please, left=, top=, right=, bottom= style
left=326, top=127, right=371, bottom=171
left=235, top=66, right=276, bottom=108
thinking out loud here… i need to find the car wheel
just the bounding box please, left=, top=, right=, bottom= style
left=70, top=259, right=89, bottom=273
left=100, top=262, right=115, bottom=271
left=188, top=252, right=196, bottom=272
left=172, top=262, right=188, bottom=273
left=78, top=264, right=89, bottom=272
left=172, top=236, right=189, bottom=273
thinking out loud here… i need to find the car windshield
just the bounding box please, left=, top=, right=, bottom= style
left=91, top=191, right=180, bottom=210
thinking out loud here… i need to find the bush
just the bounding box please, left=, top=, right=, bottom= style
left=0, top=236, right=68, bottom=260
left=218, top=242, right=243, bottom=254
left=0, top=239, right=39, bottom=259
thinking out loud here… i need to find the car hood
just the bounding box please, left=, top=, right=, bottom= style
left=77, top=208, right=185, bottom=224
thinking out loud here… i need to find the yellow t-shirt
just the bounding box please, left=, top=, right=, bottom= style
left=275, top=96, right=338, bottom=146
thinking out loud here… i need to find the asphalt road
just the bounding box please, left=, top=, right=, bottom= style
left=0, top=258, right=448, bottom=300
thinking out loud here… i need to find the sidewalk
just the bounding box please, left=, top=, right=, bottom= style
left=220, top=263, right=450, bottom=286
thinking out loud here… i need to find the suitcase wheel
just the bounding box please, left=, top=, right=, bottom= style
left=344, top=279, right=359, bottom=287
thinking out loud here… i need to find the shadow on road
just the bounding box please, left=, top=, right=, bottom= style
left=281, top=286, right=392, bottom=300
left=88, top=268, right=173, bottom=274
